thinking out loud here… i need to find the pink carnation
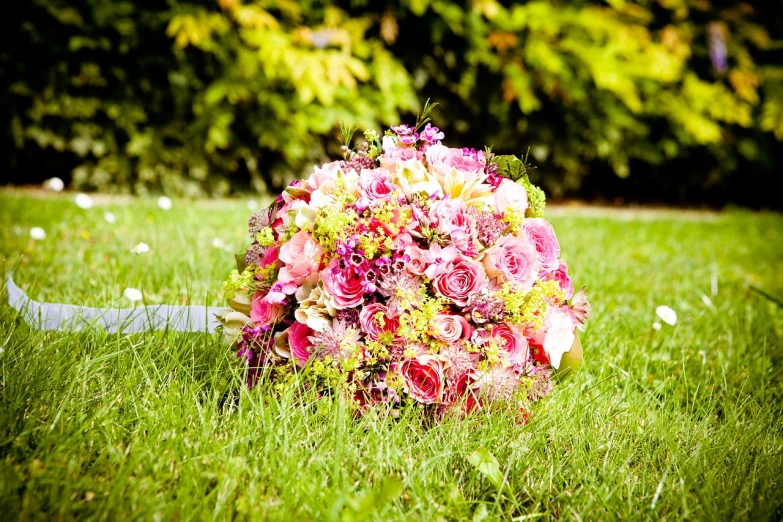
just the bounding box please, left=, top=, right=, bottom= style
left=425, top=144, right=485, bottom=177
left=379, top=146, right=419, bottom=171
left=481, top=235, right=539, bottom=291
left=278, top=231, right=324, bottom=286
left=523, top=218, right=561, bottom=273
left=432, top=256, right=488, bottom=307
left=396, top=354, right=444, bottom=404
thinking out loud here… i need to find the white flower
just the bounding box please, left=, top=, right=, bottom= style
left=247, top=200, right=259, bottom=212
left=652, top=322, right=662, bottom=331
left=75, top=193, right=94, bottom=209
left=655, top=306, right=677, bottom=326
left=30, top=227, right=46, bottom=240
left=104, top=212, right=116, bottom=224
left=123, top=288, right=143, bottom=302
left=131, top=242, right=150, bottom=255
left=44, top=177, right=65, bottom=192
left=212, top=238, right=226, bottom=249
left=157, top=196, right=172, bottom=210
left=382, top=135, right=397, bottom=151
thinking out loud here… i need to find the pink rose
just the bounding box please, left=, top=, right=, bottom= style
left=404, top=245, right=433, bottom=276
left=288, top=322, right=315, bottom=367
left=394, top=232, right=414, bottom=250
left=379, top=146, right=419, bottom=171
left=482, top=235, right=539, bottom=291
left=523, top=218, right=560, bottom=273
left=430, top=199, right=477, bottom=239
left=432, top=256, right=488, bottom=307
left=444, top=370, right=480, bottom=414
left=431, top=314, right=473, bottom=344
left=322, top=258, right=365, bottom=309
left=250, top=291, right=285, bottom=325
left=396, top=354, right=444, bottom=404
left=490, top=323, right=529, bottom=366
left=358, top=168, right=399, bottom=201
left=425, top=144, right=486, bottom=177
left=359, top=303, right=400, bottom=341
left=307, top=161, right=342, bottom=190
left=278, top=231, right=324, bottom=286
left=494, top=179, right=528, bottom=215
left=547, top=260, right=574, bottom=299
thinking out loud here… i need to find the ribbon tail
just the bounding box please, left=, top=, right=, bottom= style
left=5, top=277, right=226, bottom=334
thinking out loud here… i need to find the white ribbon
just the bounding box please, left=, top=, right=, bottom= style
left=5, top=277, right=226, bottom=334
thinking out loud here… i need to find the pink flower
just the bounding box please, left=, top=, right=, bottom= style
left=250, top=291, right=285, bottom=325
left=322, top=258, right=365, bottom=309
left=432, top=256, right=488, bottom=307
left=396, top=354, right=445, bottom=404
left=307, top=161, right=342, bottom=191
left=359, top=303, right=400, bottom=341
left=358, top=168, right=399, bottom=201
left=530, top=306, right=577, bottom=369
left=430, top=199, right=477, bottom=241
left=481, top=235, right=539, bottom=291
left=278, top=231, right=324, bottom=286
left=423, top=243, right=459, bottom=279
left=379, top=146, right=419, bottom=171
left=494, top=179, right=528, bottom=215
left=425, top=144, right=485, bottom=177
left=431, top=314, right=472, bottom=344
left=404, top=245, right=433, bottom=276
left=394, top=232, right=414, bottom=250
left=261, top=244, right=281, bottom=268
left=490, top=323, right=529, bottom=366
left=444, top=369, right=480, bottom=415
left=547, top=260, right=574, bottom=299
left=523, top=218, right=561, bottom=273
left=287, top=322, right=315, bottom=367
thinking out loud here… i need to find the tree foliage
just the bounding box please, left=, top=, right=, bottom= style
left=3, top=0, right=781, bottom=204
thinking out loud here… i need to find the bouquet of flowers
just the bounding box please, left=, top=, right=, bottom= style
left=220, top=106, right=589, bottom=418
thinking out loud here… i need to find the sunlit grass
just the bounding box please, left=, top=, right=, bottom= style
left=1, top=190, right=782, bottom=520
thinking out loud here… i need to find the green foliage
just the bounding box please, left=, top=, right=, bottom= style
left=2, top=192, right=783, bottom=518
left=3, top=1, right=782, bottom=203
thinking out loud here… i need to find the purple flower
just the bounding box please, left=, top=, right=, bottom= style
left=391, top=124, right=413, bottom=136
left=419, top=123, right=444, bottom=144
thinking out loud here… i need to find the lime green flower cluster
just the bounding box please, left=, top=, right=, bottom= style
left=312, top=207, right=358, bottom=253
left=222, top=268, right=257, bottom=299
left=256, top=226, right=275, bottom=246
left=398, top=294, right=449, bottom=353
left=518, top=177, right=546, bottom=218
left=497, top=279, right=564, bottom=330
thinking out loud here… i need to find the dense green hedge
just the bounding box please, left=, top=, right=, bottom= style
left=3, top=0, right=782, bottom=205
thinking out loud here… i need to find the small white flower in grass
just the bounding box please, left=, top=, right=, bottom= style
left=44, top=177, right=65, bottom=192
left=104, top=212, right=116, bottom=224
left=652, top=321, right=662, bottom=331
left=123, top=288, right=143, bottom=303
left=157, top=196, right=172, bottom=210
left=30, top=227, right=46, bottom=240
left=655, top=305, right=677, bottom=326
left=212, top=238, right=226, bottom=249
left=131, top=242, right=150, bottom=254
left=247, top=200, right=259, bottom=212
left=75, top=193, right=94, bottom=209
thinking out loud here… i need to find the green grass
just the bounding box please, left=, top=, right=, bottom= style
left=1, top=190, right=782, bottom=521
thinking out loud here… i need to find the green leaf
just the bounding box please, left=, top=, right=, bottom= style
left=466, top=447, right=504, bottom=489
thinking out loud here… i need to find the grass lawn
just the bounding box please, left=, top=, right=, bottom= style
left=1, top=189, right=782, bottom=520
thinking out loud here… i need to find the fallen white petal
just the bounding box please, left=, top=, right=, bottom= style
left=104, top=212, right=116, bottom=224
left=212, top=238, right=226, bottom=249
left=44, top=177, right=65, bottom=192
left=157, top=196, right=172, bottom=210
left=652, top=321, right=662, bottom=331
left=30, top=227, right=46, bottom=240
left=123, top=288, right=143, bottom=302
left=655, top=305, right=677, bottom=326
left=131, top=242, right=150, bottom=254
left=75, top=193, right=94, bottom=209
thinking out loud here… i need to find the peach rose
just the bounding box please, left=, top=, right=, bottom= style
left=278, top=231, right=324, bottom=286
